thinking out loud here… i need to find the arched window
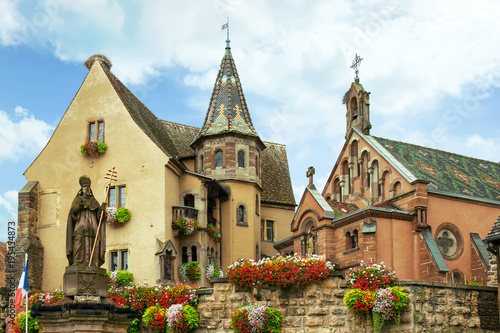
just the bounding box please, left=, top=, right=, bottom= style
left=215, top=150, right=223, bottom=168
left=346, top=230, right=358, bottom=250
left=334, top=178, right=342, bottom=201
left=393, top=181, right=401, bottom=196
left=256, top=156, right=260, bottom=176
left=199, top=155, right=204, bottom=173
left=238, top=150, right=245, bottom=168
left=182, top=247, right=188, bottom=263
left=191, top=246, right=198, bottom=262
left=351, top=140, right=359, bottom=177
left=350, top=97, right=358, bottom=120
left=342, top=161, right=350, bottom=194
left=238, top=205, right=245, bottom=223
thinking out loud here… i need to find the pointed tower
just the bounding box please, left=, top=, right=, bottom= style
left=191, top=38, right=266, bottom=184
left=191, top=37, right=267, bottom=265
left=343, top=55, right=371, bottom=138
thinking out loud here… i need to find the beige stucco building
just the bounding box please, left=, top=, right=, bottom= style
left=15, top=41, right=295, bottom=291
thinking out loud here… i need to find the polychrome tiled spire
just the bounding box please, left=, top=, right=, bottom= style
left=193, top=40, right=260, bottom=142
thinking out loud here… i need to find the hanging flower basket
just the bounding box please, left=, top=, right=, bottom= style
left=106, top=207, right=131, bottom=228
left=174, top=217, right=200, bottom=235
left=179, top=262, right=201, bottom=282
left=207, top=224, right=221, bottom=242
left=80, top=140, right=107, bottom=156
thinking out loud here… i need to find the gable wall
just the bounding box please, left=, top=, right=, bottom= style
left=24, top=62, right=170, bottom=289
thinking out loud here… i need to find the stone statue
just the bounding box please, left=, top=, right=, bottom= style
left=66, top=175, right=106, bottom=267
left=307, top=230, right=315, bottom=254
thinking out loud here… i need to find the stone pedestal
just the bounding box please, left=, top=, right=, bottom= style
left=34, top=302, right=136, bottom=333
left=32, top=265, right=138, bottom=332
left=63, top=265, right=108, bottom=298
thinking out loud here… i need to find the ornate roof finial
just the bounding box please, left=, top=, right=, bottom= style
left=222, top=17, right=230, bottom=49
left=350, top=53, right=363, bottom=82
left=306, top=166, right=316, bottom=189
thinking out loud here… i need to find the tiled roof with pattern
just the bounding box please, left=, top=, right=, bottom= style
left=373, top=136, right=500, bottom=202
left=327, top=201, right=360, bottom=218
left=162, top=121, right=295, bottom=206
left=193, top=45, right=261, bottom=143
left=485, top=216, right=500, bottom=241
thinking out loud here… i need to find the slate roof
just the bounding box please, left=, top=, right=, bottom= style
left=372, top=136, right=500, bottom=202
left=485, top=216, right=500, bottom=242
left=192, top=42, right=262, bottom=144
left=327, top=201, right=360, bottom=218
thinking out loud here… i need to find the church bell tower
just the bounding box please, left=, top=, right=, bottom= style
left=343, top=54, right=371, bottom=138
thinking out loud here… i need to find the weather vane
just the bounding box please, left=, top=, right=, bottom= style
left=350, top=53, right=363, bottom=82
left=221, top=17, right=230, bottom=48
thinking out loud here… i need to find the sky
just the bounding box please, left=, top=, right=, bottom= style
left=1, top=0, right=500, bottom=241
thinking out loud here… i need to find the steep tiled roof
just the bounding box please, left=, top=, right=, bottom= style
left=373, top=136, right=500, bottom=202
left=162, top=121, right=295, bottom=206
left=162, top=121, right=199, bottom=156
left=261, top=143, right=296, bottom=205
left=327, top=201, right=360, bottom=218
left=485, top=216, right=500, bottom=242
left=91, top=58, right=180, bottom=158
left=192, top=43, right=262, bottom=144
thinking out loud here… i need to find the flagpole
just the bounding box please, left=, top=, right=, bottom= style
left=25, top=253, right=28, bottom=333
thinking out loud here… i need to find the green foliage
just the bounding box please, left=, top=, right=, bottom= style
left=184, top=261, right=201, bottom=282
left=80, top=140, right=107, bottom=156
left=116, top=207, right=131, bottom=223
left=126, top=318, right=141, bottom=333
left=231, top=305, right=284, bottom=333
left=14, top=311, right=41, bottom=333
left=107, top=270, right=134, bottom=288
left=469, top=277, right=483, bottom=286
left=343, top=289, right=375, bottom=314
left=142, top=305, right=166, bottom=332
left=181, top=305, right=199, bottom=331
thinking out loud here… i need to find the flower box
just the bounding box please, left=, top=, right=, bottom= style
left=80, top=140, right=107, bottom=156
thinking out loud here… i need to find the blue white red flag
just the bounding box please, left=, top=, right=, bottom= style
left=14, top=258, right=28, bottom=311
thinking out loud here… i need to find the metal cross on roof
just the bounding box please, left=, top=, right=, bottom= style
left=350, top=53, right=363, bottom=82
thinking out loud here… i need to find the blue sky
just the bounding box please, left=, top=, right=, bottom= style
left=1, top=0, right=500, bottom=241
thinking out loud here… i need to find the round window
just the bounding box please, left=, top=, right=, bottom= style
left=435, top=223, right=463, bottom=260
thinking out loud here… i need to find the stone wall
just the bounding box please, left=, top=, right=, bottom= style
left=197, top=277, right=499, bottom=332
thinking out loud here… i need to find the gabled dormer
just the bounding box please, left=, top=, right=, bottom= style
left=191, top=38, right=265, bottom=185
left=343, top=80, right=371, bottom=138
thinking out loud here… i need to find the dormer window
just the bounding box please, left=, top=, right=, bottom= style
left=88, top=120, right=104, bottom=141
left=215, top=150, right=223, bottom=169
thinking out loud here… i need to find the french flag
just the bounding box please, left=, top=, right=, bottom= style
left=15, top=258, right=28, bottom=311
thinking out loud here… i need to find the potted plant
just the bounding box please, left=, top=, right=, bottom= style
left=174, top=217, right=200, bottom=235
left=207, top=224, right=221, bottom=242
left=106, top=207, right=131, bottom=228
left=80, top=140, right=107, bottom=156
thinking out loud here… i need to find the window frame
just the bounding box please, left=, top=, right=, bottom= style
left=108, top=184, right=126, bottom=207
left=110, top=249, right=129, bottom=271
left=260, top=219, right=275, bottom=242
left=215, top=150, right=223, bottom=169
left=87, top=120, right=104, bottom=142
left=237, top=204, right=248, bottom=226
left=238, top=150, right=245, bottom=168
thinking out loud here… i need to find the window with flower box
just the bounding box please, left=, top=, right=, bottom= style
left=110, top=249, right=129, bottom=271
left=109, top=185, right=126, bottom=207
left=88, top=120, right=104, bottom=141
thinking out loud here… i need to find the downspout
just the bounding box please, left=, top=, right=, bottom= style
left=219, top=199, right=223, bottom=269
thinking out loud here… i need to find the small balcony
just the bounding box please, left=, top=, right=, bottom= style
left=172, top=206, right=198, bottom=221
left=172, top=206, right=199, bottom=237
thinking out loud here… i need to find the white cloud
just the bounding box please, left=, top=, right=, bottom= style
left=0, top=107, right=54, bottom=162
left=0, top=190, right=17, bottom=218
left=0, top=0, right=24, bottom=45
